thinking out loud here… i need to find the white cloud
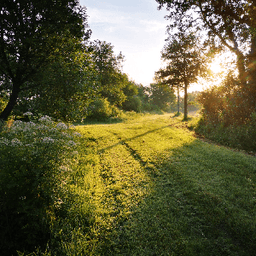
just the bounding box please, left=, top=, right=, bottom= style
left=87, top=7, right=130, bottom=25
left=140, top=19, right=168, bottom=33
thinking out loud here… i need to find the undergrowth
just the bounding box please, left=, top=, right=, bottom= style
left=195, top=113, right=256, bottom=153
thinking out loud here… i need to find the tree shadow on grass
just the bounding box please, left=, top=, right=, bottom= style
left=100, top=137, right=256, bottom=256
left=99, top=122, right=181, bottom=155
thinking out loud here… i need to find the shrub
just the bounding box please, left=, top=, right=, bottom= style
left=122, top=95, right=142, bottom=112
left=0, top=115, right=80, bottom=255
left=196, top=72, right=256, bottom=152
left=195, top=112, right=256, bottom=152
left=87, top=98, right=122, bottom=121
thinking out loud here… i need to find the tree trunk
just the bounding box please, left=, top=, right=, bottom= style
left=184, top=79, right=188, bottom=120
left=247, top=33, right=256, bottom=110
left=177, top=85, right=180, bottom=115
left=236, top=51, right=246, bottom=86
left=0, top=84, right=20, bottom=121
left=249, top=33, right=256, bottom=82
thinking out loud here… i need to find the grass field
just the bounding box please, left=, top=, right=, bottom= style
left=50, top=113, right=256, bottom=255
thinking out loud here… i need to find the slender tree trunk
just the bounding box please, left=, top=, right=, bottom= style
left=0, top=83, right=20, bottom=121
left=184, top=79, right=188, bottom=120
left=177, top=85, right=180, bottom=115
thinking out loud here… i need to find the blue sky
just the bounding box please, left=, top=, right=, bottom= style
left=80, top=0, right=170, bottom=86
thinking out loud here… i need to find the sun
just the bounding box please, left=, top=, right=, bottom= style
left=189, top=51, right=236, bottom=92
left=210, top=60, right=223, bottom=74
left=209, top=51, right=237, bottom=75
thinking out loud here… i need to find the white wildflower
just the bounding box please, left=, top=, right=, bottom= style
left=56, top=122, right=68, bottom=130
left=12, top=120, right=24, bottom=130
left=38, top=115, right=53, bottom=124
left=23, top=123, right=32, bottom=132
left=28, top=121, right=36, bottom=127
left=42, top=137, right=54, bottom=143
left=0, top=137, right=9, bottom=146
left=62, top=132, right=72, bottom=138
left=50, top=128, right=57, bottom=133
left=67, top=140, right=76, bottom=146
left=13, top=120, right=23, bottom=126
left=74, top=132, right=82, bottom=137
left=23, top=112, right=33, bottom=116
left=11, top=138, right=22, bottom=146
left=37, top=124, right=48, bottom=131
left=59, top=166, right=70, bottom=172
left=39, top=115, right=51, bottom=121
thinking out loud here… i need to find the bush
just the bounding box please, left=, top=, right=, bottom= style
left=195, top=112, right=256, bottom=152
left=195, top=72, right=256, bottom=152
left=0, top=114, right=80, bottom=255
left=87, top=98, right=122, bottom=121
left=122, top=95, right=142, bottom=112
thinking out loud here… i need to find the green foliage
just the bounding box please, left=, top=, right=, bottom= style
left=0, top=115, right=80, bottom=255
left=15, top=43, right=96, bottom=122
left=149, top=83, right=176, bottom=111
left=121, top=79, right=142, bottom=112
left=0, top=95, right=7, bottom=113
left=196, top=113, right=256, bottom=152
left=88, top=40, right=127, bottom=106
left=87, top=98, right=123, bottom=121
left=122, top=95, right=142, bottom=112
left=196, top=72, right=256, bottom=152
left=156, top=32, right=208, bottom=119
left=0, top=0, right=90, bottom=120
left=156, top=0, right=255, bottom=84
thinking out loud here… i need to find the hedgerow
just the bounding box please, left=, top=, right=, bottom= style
left=196, top=73, right=256, bottom=152
left=0, top=114, right=81, bottom=255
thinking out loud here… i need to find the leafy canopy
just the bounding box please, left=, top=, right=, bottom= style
left=0, top=0, right=90, bottom=120
left=156, top=0, right=256, bottom=83
left=156, top=32, right=208, bottom=119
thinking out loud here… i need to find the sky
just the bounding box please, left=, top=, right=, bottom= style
left=79, top=0, right=170, bottom=87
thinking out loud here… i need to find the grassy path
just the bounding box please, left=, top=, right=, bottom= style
left=72, top=114, right=256, bottom=255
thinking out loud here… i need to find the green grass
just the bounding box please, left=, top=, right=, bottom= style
left=46, top=113, right=256, bottom=255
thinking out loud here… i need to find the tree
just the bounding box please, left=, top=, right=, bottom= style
left=88, top=40, right=126, bottom=106
left=121, top=77, right=142, bottom=112
left=15, top=43, right=96, bottom=122
left=156, top=0, right=256, bottom=87
left=156, top=32, right=207, bottom=120
left=0, top=0, right=90, bottom=120
left=149, top=83, right=176, bottom=111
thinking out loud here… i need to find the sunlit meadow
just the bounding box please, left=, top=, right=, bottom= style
left=1, top=113, right=256, bottom=255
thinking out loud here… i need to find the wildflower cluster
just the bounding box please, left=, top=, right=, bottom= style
left=0, top=115, right=81, bottom=254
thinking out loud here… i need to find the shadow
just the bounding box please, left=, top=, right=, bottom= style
left=73, top=118, right=123, bottom=126
left=99, top=122, right=181, bottom=154
left=101, top=138, right=256, bottom=255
